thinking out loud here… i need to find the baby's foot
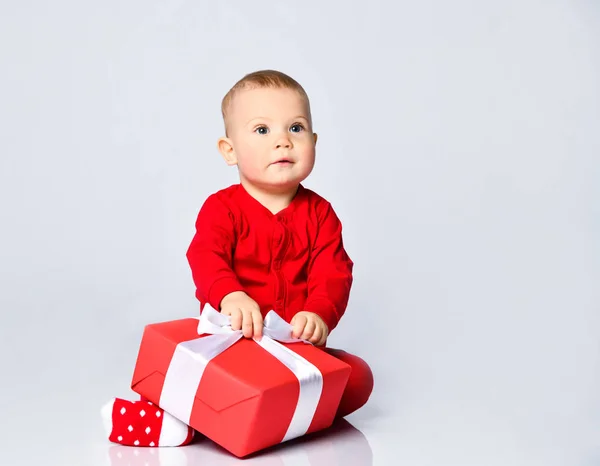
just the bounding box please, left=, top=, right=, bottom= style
left=101, top=398, right=194, bottom=447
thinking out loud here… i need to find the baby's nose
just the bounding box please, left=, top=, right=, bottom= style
left=275, top=138, right=292, bottom=149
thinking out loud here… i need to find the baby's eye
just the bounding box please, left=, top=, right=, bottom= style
left=255, top=126, right=269, bottom=135
left=290, top=124, right=304, bottom=133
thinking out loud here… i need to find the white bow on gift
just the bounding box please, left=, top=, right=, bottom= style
left=159, top=306, right=324, bottom=443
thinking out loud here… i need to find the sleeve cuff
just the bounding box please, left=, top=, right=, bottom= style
left=208, top=276, right=245, bottom=310
left=303, top=299, right=339, bottom=333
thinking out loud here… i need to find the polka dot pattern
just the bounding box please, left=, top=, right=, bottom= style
left=104, top=398, right=195, bottom=447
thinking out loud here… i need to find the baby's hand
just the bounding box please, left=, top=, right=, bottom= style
left=291, top=312, right=329, bottom=346
left=220, top=291, right=263, bottom=339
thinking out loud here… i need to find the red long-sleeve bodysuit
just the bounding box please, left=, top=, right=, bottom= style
left=186, top=183, right=373, bottom=418
left=186, top=183, right=353, bottom=332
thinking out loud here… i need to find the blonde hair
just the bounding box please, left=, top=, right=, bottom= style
left=221, top=70, right=312, bottom=135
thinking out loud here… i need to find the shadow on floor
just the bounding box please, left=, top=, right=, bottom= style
left=106, top=418, right=373, bottom=465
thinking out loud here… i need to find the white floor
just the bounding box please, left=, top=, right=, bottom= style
left=2, top=366, right=599, bottom=466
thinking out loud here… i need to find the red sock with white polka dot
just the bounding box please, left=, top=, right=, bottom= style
left=101, top=398, right=195, bottom=447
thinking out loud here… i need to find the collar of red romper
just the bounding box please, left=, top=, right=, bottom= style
left=235, top=183, right=306, bottom=222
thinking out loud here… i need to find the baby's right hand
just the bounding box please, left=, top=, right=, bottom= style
left=219, top=291, right=263, bottom=339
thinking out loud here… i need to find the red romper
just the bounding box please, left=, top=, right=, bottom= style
left=186, top=183, right=373, bottom=418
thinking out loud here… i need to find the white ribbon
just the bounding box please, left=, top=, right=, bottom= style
left=159, top=306, right=324, bottom=443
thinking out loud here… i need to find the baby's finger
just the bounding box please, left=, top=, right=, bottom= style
left=316, top=335, right=327, bottom=347
left=241, top=309, right=254, bottom=338
left=301, top=318, right=316, bottom=341
left=292, top=314, right=307, bottom=339
left=229, top=309, right=243, bottom=331
left=318, top=324, right=329, bottom=346
left=252, top=310, right=263, bottom=339
left=310, top=325, right=322, bottom=345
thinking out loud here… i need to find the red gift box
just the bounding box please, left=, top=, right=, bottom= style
left=130, top=316, right=351, bottom=457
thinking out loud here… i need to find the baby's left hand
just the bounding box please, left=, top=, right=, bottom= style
left=291, top=312, right=329, bottom=346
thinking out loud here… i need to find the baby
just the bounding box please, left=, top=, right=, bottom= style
left=188, top=70, right=351, bottom=346
left=102, top=70, right=374, bottom=447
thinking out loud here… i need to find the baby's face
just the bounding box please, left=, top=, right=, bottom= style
left=225, top=87, right=317, bottom=192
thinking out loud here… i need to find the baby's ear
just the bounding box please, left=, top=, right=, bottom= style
left=217, top=137, right=237, bottom=166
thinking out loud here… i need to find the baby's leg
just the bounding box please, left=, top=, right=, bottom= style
left=323, top=348, right=374, bottom=418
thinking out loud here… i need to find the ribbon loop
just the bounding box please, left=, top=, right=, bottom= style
left=262, top=311, right=305, bottom=343
left=197, top=306, right=240, bottom=336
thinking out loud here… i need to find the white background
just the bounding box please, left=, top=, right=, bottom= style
left=1, top=1, right=599, bottom=465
